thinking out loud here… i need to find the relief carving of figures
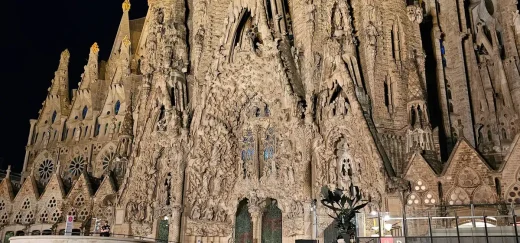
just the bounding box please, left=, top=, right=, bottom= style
left=407, top=5, right=423, bottom=24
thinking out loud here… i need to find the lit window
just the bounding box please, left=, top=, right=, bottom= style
left=82, top=106, right=88, bottom=119
left=115, top=100, right=121, bottom=115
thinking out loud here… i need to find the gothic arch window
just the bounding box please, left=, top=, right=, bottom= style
left=261, top=199, right=282, bottom=243
left=407, top=193, right=421, bottom=205
left=22, top=198, right=31, bottom=210
left=69, top=156, right=86, bottom=177
left=457, top=167, right=480, bottom=188
left=74, top=194, right=86, bottom=207
left=413, top=180, right=427, bottom=192
left=40, top=210, right=49, bottom=223
left=51, top=209, right=61, bottom=222
left=423, top=192, right=438, bottom=205
left=52, top=111, right=57, bottom=123
left=24, top=211, right=34, bottom=223
left=263, top=127, right=275, bottom=161
left=501, top=128, right=507, bottom=140
left=0, top=199, right=5, bottom=211
left=47, top=197, right=57, bottom=208
left=96, top=144, right=117, bottom=177
left=0, top=211, right=8, bottom=224
left=241, top=128, right=256, bottom=179
left=472, top=185, right=496, bottom=204
left=78, top=208, right=89, bottom=221
left=38, top=159, right=54, bottom=184
left=14, top=211, right=23, bottom=223
left=82, top=106, right=88, bottom=119
left=114, top=100, right=121, bottom=115
left=447, top=187, right=470, bottom=205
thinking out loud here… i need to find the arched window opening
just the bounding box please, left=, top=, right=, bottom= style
left=438, top=182, right=443, bottom=200
left=384, top=82, right=390, bottom=109
left=52, top=111, right=57, bottom=123
left=158, top=105, right=166, bottom=121
left=42, top=230, right=53, bottom=235
left=230, top=10, right=260, bottom=62
left=95, top=124, right=101, bottom=136
left=488, top=129, right=493, bottom=142
left=82, top=106, right=88, bottom=119
left=410, top=106, right=417, bottom=127
left=31, top=230, right=41, bottom=236
left=447, top=88, right=452, bottom=100
left=105, top=123, right=109, bottom=135
left=85, top=126, right=89, bottom=137
left=114, top=100, right=121, bottom=115
left=501, top=128, right=507, bottom=140
left=15, top=231, right=25, bottom=236
left=448, top=102, right=454, bottom=113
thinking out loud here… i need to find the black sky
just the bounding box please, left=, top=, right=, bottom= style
left=0, top=0, right=148, bottom=173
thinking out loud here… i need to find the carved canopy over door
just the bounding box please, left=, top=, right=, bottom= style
left=235, top=199, right=253, bottom=243
left=262, top=199, right=282, bottom=243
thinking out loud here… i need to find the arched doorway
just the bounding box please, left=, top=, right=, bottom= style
left=235, top=199, right=253, bottom=243
left=261, top=198, right=282, bottom=243
left=3, top=231, right=14, bottom=243
left=157, top=216, right=169, bottom=242
left=15, top=231, right=25, bottom=236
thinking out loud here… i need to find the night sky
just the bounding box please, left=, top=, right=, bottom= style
left=1, top=0, right=148, bottom=173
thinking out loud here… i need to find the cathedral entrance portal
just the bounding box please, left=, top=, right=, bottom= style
left=235, top=199, right=253, bottom=243
left=261, top=198, right=282, bottom=243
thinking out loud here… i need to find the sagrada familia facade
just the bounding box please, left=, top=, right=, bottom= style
left=2, top=0, right=520, bottom=242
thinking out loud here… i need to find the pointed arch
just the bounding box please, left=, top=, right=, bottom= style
left=472, top=185, right=497, bottom=204
left=234, top=199, right=253, bottom=243
left=95, top=143, right=118, bottom=177
left=423, top=191, right=439, bottom=205
left=82, top=106, right=88, bottom=119
left=446, top=187, right=470, bottom=205
left=262, top=198, right=282, bottom=243
left=114, top=100, right=121, bottom=115
left=457, top=167, right=481, bottom=188
left=406, top=193, right=421, bottom=206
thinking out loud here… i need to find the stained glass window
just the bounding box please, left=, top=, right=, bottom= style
left=52, top=111, right=57, bottom=123
left=242, top=129, right=255, bottom=162
left=115, top=100, right=121, bottom=115
left=38, top=159, right=54, bottom=184
left=69, top=156, right=86, bottom=177
left=82, top=106, right=88, bottom=119
left=241, top=128, right=255, bottom=179
left=263, top=127, right=275, bottom=161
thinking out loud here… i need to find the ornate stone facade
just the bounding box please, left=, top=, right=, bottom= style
left=2, top=0, right=520, bottom=242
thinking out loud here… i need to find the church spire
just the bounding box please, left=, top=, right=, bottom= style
left=79, top=42, right=99, bottom=89
left=49, top=49, right=70, bottom=98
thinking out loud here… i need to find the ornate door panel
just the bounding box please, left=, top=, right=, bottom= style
left=235, top=201, right=253, bottom=243
left=261, top=200, right=282, bottom=243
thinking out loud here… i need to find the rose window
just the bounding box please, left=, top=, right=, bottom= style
left=38, top=159, right=54, bottom=183
left=69, top=156, right=86, bottom=177
left=507, top=185, right=520, bottom=204
left=22, top=198, right=31, bottom=210
left=448, top=188, right=470, bottom=205
left=0, top=212, right=8, bottom=224
left=102, top=151, right=116, bottom=173
left=47, top=197, right=57, bottom=208
left=407, top=194, right=420, bottom=205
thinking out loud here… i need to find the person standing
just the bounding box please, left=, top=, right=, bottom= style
left=100, top=221, right=111, bottom=237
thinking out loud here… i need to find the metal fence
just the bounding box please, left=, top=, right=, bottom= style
left=355, top=204, right=519, bottom=243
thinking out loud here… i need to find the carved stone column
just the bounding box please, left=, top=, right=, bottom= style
left=248, top=204, right=262, bottom=243
left=169, top=206, right=182, bottom=242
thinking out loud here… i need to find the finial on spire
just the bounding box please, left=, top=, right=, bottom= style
left=123, top=35, right=131, bottom=48
left=122, top=0, right=131, bottom=12
left=60, top=49, right=70, bottom=63
left=6, top=165, right=11, bottom=178
left=91, top=42, right=100, bottom=54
